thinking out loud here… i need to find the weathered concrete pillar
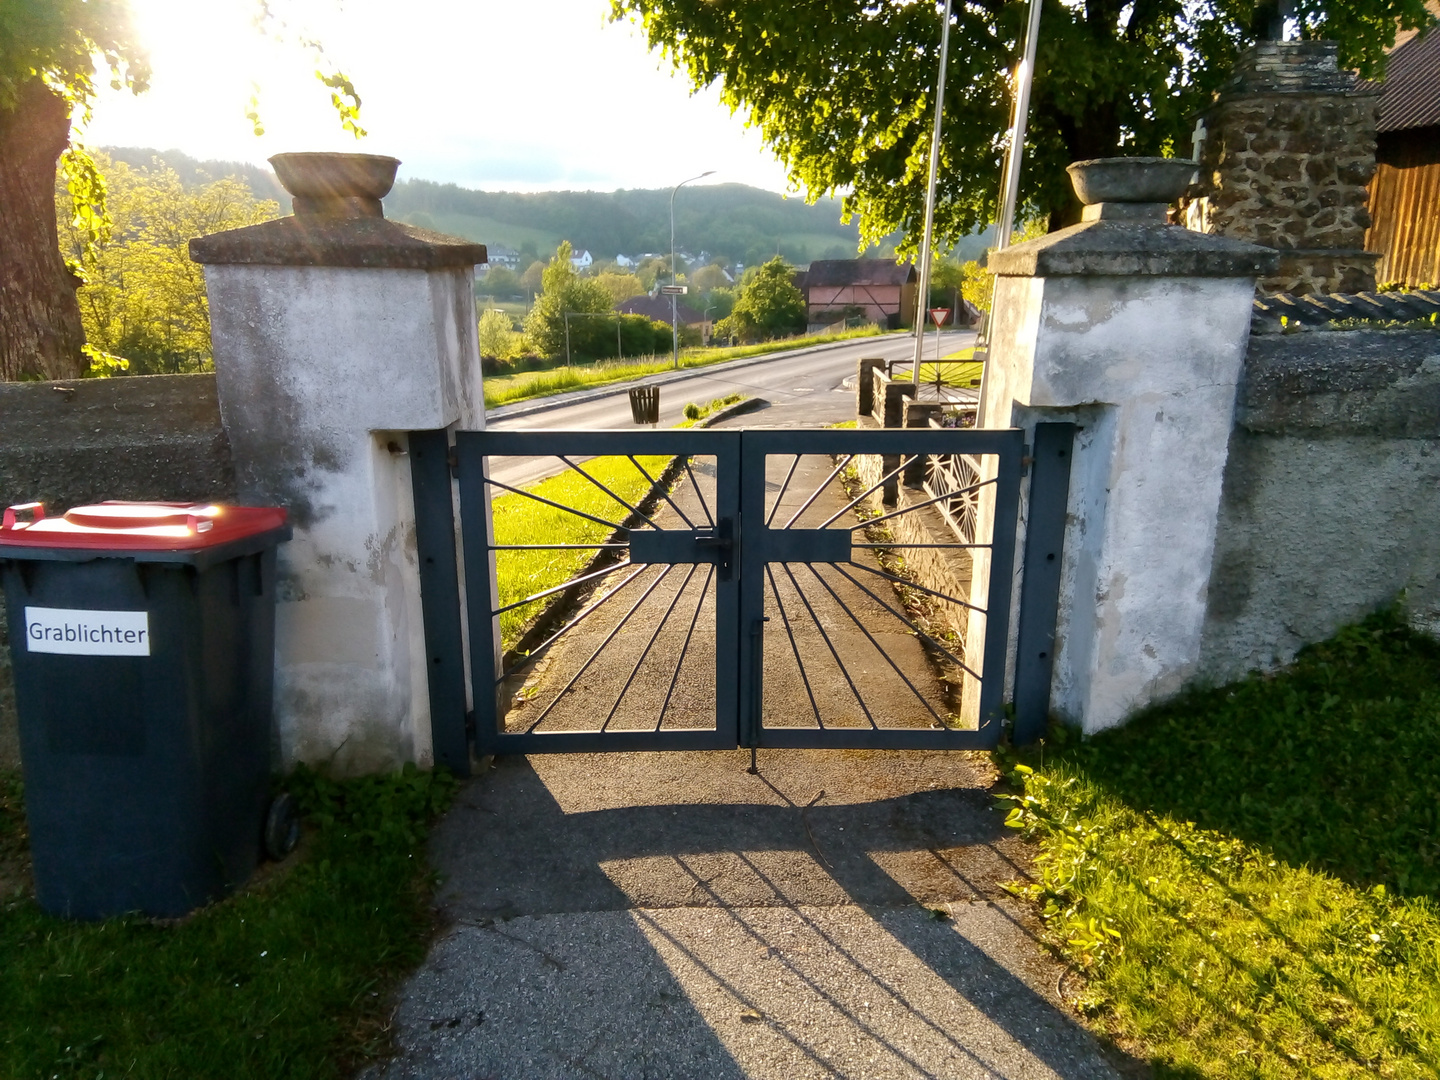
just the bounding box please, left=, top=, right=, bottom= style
left=190, top=153, right=486, bottom=774
left=963, top=157, right=1277, bottom=733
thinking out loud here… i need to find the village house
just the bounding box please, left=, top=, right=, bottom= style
left=615, top=293, right=712, bottom=338
left=796, top=259, right=918, bottom=329
left=1364, top=19, right=1440, bottom=287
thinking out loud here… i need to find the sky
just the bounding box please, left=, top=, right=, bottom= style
left=85, top=0, right=796, bottom=194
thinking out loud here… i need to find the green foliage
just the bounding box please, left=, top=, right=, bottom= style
left=704, top=285, right=736, bottom=322
left=997, top=609, right=1440, bottom=1075
left=691, top=263, right=731, bottom=294
left=0, top=763, right=455, bottom=1078
left=522, top=241, right=615, bottom=358
left=675, top=392, right=745, bottom=427
left=713, top=256, right=806, bottom=342
left=56, top=151, right=279, bottom=374
left=477, top=307, right=524, bottom=362
left=0, top=0, right=149, bottom=115
left=476, top=265, right=522, bottom=298
left=616, top=0, right=1435, bottom=240
left=593, top=270, right=645, bottom=304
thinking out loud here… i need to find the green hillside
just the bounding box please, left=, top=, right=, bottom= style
left=383, top=180, right=877, bottom=267
left=100, top=147, right=992, bottom=268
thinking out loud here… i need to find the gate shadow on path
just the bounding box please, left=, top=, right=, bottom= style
left=374, top=751, right=1130, bottom=1080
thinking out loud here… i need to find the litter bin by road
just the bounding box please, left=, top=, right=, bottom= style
left=628, top=384, right=660, bottom=425
left=0, top=500, right=292, bottom=919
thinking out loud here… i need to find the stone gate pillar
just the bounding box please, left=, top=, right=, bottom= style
left=190, top=153, right=486, bottom=775
left=963, top=158, right=1277, bottom=734
left=1184, top=41, right=1380, bottom=295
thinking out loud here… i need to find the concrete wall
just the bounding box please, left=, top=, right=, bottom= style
left=0, top=373, right=234, bottom=771
left=1200, top=328, right=1440, bottom=680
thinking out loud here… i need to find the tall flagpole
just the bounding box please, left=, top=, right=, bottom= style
left=975, top=0, right=1043, bottom=417
left=911, top=0, right=954, bottom=387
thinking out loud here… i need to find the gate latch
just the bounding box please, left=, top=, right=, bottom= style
left=694, top=518, right=734, bottom=580
left=627, top=518, right=734, bottom=580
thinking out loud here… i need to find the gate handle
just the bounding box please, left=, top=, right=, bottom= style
left=694, top=534, right=732, bottom=550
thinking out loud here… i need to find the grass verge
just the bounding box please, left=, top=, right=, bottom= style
left=675, top=392, right=745, bottom=428
left=0, top=764, right=456, bottom=1079
left=998, top=609, right=1440, bottom=1077
left=492, top=454, right=671, bottom=648
left=483, top=325, right=889, bottom=409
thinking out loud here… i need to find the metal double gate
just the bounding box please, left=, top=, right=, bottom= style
left=409, top=425, right=1074, bottom=775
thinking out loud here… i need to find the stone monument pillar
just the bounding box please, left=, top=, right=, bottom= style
left=190, top=153, right=486, bottom=774
left=964, top=157, right=1277, bottom=734
left=1184, top=41, right=1380, bottom=295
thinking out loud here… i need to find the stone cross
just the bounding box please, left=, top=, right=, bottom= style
left=1191, top=118, right=1207, bottom=163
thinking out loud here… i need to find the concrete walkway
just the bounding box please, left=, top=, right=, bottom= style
left=368, top=405, right=1129, bottom=1078
left=370, top=751, right=1126, bottom=1079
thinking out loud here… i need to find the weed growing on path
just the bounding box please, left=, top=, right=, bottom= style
left=999, top=610, right=1440, bottom=1076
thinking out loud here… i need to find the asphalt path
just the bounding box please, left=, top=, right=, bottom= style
left=486, top=330, right=975, bottom=489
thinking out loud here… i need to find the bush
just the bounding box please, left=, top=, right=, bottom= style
left=683, top=402, right=701, bottom=420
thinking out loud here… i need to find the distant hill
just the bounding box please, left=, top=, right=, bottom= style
left=103, top=147, right=991, bottom=268
left=383, top=180, right=882, bottom=268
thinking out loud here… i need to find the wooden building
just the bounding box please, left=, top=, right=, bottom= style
left=797, top=259, right=918, bottom=329
left=1365, top=26, right=1440, bottom=287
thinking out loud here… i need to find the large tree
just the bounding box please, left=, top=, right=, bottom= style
left=1, top=0, right=146, bottom=380
left=614, top=0, right=1434, bottom=247
left=1, top=0, right=362, bottom=381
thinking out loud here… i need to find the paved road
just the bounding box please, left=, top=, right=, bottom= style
left=485, top=331, right=975, bottom=488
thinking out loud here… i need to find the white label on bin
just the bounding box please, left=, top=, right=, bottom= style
left=23, top=607, right=150, bottom=656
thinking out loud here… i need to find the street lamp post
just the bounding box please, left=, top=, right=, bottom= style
left=671, top=170, right=715, bottom=369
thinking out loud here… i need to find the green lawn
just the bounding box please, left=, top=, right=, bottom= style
left=1000, top=610, right=1440, bottom=1077
left=483, top=325, right=890, bottom=409
left=491, top=454, right=671, bottom=648
left=0, top=765, right=456, bottom=1079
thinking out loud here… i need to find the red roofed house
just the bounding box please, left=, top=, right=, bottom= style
left=616, top=294, right=711, bottom=338
left=798, top=259, right=919, bottom=330
left=1365, top=17, right=1440, bottom=287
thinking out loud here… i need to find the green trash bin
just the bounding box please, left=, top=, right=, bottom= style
left=0, top=500, right=292, bottom=919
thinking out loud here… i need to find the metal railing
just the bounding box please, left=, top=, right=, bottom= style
left=923, top=417, right=983, bottom=544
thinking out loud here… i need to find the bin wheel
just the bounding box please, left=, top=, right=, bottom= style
left=265, top=793, right=301, bottom=860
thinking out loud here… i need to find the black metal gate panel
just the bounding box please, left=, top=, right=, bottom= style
left=410, top=424, right=1071, bottom=773
left=738, top=428, right=1023, bottom=750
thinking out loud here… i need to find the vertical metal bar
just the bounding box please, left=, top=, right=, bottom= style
left=978, top=433, right=1026, bottom=733
left=456, top=431, right=503, bottom=754
left=409, top=429, right=470, bottom=776
left=715, top=431, right=744, bottom=747
left=1013, top=423, right=1075, bottom=745
left=737, top=434, right=766, bottom=747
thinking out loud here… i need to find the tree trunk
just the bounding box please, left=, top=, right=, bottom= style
left=0, top=79, right=86, bottom=382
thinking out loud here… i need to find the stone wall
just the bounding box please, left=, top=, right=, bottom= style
left=0, top=373, right=234, bottom=771
left=1186, top=41, right=1380, bottom=295
left=1200, top=328, right=1440, bottom=681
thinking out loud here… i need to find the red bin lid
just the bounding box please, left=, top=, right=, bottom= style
left=0, top=501, right=288, bottom=552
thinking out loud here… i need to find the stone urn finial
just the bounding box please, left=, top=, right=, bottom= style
left=269, top=152, right=401, bottom=219
left=1066, top=157, right=1198, bottom=223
